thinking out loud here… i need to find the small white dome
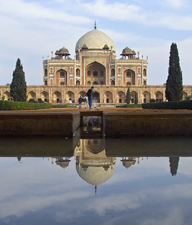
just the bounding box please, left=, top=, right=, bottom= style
left=75, top=29, right=116, bottom=52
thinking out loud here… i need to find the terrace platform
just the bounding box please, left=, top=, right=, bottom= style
left=0, top=108, right=192, bottom=136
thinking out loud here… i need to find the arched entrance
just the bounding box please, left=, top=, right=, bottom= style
left=93, top=91, right=100, bottom=103
left=143, top=91, right=151, bottom=103
left=66, top=91, right=74, bottom=103
left=117, top=91, right=125, bottom=103
left=155, top=91, right=163, bottom=102
left=79, top=91, right=86, bottom=98
left=3, top=91, right=11, bottom=101
left=86, top=62, right=106, bottom=85
left=53, top=91, right=62, bottom=103
left=104, top=91, right=113, bottom=103
left=131, top=91, right=137, bottom=103
left=28, top=91, right=36, bottom=101
left=40, top=91, right=49, bottom=103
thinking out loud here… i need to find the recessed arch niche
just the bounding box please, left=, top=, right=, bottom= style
left=131, top=91, right=138, bottom=103
left=155, top=91, right=163, bottom=102
left=53, top=91, right=62, bottom=103
left=93, top=91, right=100, bottom=103
left=66, top=91, right=74, bottom=103
left=117, top=91, right=125, bottom=103
left=143, top=91, right=151, bottom=103
left=79, top=91, right=86, bottom=98
left=28, top=91, right=36, bottom=101
left=104, top=91, right=113, bottom=103
left=40, top=91, right=49, bottom=103
left=3, top=91, right=11, bottom=101
left=124, top=69, right=135, bottom=85
left=56, top=69, right=67, bottom=86
left=85, top=62, right=105, bottom=86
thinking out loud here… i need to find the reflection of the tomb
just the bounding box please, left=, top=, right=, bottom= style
left=0, top=136, right=184, bottom=186
left=75, top=139, right=116, bottom=192
left=52, top=139, right=146, bottom=191
left=55, top=157, right=71, bottom=169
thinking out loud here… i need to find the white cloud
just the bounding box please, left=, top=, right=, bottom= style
left=82, top=183, right=192, bottom=217
left=83, top=0, right=144, bottom=21
left=78, top=0, right=192, bottom=31
left=0, top=191, right=91, bottom=218
left=0, top=0, right=91, bottom=24
left=166, top=0, right=184, bottom=8
left=141, top=207, right=184, bottom=225
left=0, top=0, right=192, bottom=85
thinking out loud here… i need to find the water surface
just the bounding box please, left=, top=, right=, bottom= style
left=0, top=136, right=192, bottom=225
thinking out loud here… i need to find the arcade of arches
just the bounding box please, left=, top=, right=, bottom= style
left=1, top=87, right=191, bottom=103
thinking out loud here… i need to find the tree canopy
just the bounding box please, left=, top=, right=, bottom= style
left=10, top=58, right=27, bottom=102
left=165, top=43, right=183, bottom=101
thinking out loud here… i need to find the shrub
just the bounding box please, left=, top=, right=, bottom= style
left=28, top=99, right=37, bottom=103
left=37, top=98, right=44, bottom=103
left=142, top=100, right=192, bottom=110
left=116, top=104, right=142, bottom=108
left=0, top=100, right=52, bottom=110
left=51, top=104, right=77, bottom=108
left=150, top=99, right=156, bottom=102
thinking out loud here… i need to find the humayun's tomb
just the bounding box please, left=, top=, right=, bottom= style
left=1, top=24, right=191, bottom=104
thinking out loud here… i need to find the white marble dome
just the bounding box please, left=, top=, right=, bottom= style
left=75, top=29, right=116, bottom=52
left=76, top=164, right=116, bottom=186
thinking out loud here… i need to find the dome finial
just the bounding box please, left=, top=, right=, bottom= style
left=94, top=21, right=97, bottom=29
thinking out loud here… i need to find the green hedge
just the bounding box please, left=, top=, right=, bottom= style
left=0, top=100, right=52, bottom=110
left=51, top=104, right=77, bottom=108
left=142, top=100, right=192, bottom=109
left=116, top=104, right=142, bottom=108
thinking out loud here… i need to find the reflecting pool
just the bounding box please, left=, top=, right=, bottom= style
left=0, top=136, right=192, bottom=225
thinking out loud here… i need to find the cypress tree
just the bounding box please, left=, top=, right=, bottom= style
left=135, top=92, right=138, bottom=104
left=165, top=43, right=183, bottom=101
left=169, top=157, right=180, bottom=176
left=10, top=58, right=27, bottom=102
left=126, top=87, right=131, bottom=104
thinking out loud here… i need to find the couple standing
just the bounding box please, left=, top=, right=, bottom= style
left=86, top=86, right=95, bottom=109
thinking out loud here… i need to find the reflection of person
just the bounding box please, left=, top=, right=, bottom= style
left=78, top=96, right=82, bottom=109
left=86, top=86, right=94, bottom=109
left=84, top=96, right=88, bottom=109
left=93, top=98, right=97, bottom=108
left=68, top=98, right=72, bottom=103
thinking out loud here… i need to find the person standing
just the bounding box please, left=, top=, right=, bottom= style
left=86, top=86, right=94, bottom=109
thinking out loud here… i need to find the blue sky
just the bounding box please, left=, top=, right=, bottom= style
left=0, top=0, right=192, bottom=85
